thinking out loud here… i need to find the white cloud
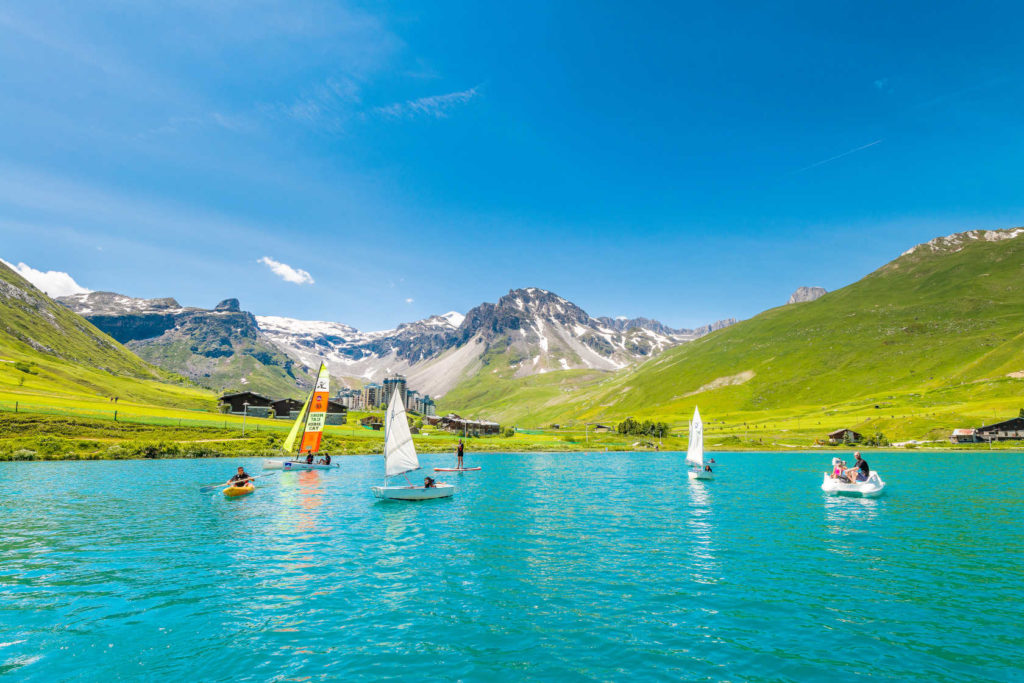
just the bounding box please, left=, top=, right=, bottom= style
left=375, top=85, right=481, bottom=119
left=258, top=256, right=314, bottom=285
left=405, top=297, right=414, bottom=304
left=0, top=258, right=92, bottom=297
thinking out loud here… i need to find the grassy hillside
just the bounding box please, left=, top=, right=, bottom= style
left=443, top=229, right=1024, bottom=441
left=0, top=262, right=216, bottom=411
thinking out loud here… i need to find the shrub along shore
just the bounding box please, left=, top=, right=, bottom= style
left=2, top=413, right=1020, bottom=461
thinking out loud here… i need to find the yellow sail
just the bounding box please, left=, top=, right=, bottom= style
left=282, top=386, right=313, bottom=454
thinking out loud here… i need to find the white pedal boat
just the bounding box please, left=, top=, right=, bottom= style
left=263, top=459, right=339, bottom=471
left=821, top=472, right=886, bottom=497
left=372, top=484, right=454, bottom=501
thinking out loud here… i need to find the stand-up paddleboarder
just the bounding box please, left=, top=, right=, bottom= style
left=457, top=439, right=464, bottom=469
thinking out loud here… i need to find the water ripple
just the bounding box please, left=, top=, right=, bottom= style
left=1, top=452, right=1022, bottom=681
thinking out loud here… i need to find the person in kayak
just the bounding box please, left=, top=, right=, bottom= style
left=229, top=466, right=253, bottom=487
left=456, top=440, right=465, bottom=469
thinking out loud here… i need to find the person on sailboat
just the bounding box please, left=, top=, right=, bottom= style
left=229, top=466, right=253, bottom=487
left=318, top=454, right=331, bottom=466
left=424, top=476, right=436, bottom=489
left=306, top=452, right=314, bottom=465
left=456, top=440, right=465, bottom=469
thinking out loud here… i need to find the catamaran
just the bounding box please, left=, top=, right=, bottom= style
left=371, top=388, right=454, bottom=501
left=686, top=406, right=714, bottom=480
left=263, top=362, right=339, bottom=471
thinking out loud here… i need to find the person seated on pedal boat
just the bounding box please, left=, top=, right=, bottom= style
left=843, top=452, right=869, bottom=482
left=424, top=476, right=436, bottom=489
left=229, top=466, right=252, bottom=487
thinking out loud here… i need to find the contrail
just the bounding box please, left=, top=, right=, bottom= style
left=793, top=139, right=884, bottom=173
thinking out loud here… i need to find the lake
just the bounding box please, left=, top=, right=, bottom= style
left=2, top=451, right=1022, bottom=681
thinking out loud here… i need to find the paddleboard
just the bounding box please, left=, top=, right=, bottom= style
left=433, top=467, right=482, bottom=472
left=223, top=484, right=255, bottom=497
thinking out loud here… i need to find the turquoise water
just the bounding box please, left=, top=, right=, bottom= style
left=2, top=451, right=1022, bottom=681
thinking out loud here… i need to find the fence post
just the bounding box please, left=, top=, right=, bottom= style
left=14, top=402, right=17, bottom=413
left=114, top=410, right=118, bottom=421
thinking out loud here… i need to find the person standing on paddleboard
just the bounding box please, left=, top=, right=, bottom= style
left=457, top=440, right=464, bottom=469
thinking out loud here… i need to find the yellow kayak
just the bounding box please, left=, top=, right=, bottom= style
left=223, top=483, right=255, bottom=497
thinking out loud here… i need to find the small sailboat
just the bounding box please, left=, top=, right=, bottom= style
left=686, top=406, right=714, bottom=480
left=263, top=362, right=339, bottom=471
left=371, top=389, right=454, bottom=501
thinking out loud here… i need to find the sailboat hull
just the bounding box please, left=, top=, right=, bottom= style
left=263, top=459, right=339, bottom=471
left=688, top=470, right=715, bottom=480
left=371, top=484, right=455, bottom=501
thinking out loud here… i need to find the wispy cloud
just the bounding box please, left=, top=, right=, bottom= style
left=0, top=258, right=91, bottom=297
left=793, top=139, right=884, bottom=174
left=405, top=297, right=414, bottom=304
left=874, top=77, right=891, bottom=92
left=258, top=256, right=315, bottom=285
left=374, top=85, right=481, bottom=119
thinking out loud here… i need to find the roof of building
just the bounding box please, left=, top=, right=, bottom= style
left=977, top=416, right=1024, bottom=432
left=828, top=428, right=862, bottom=438
left=219, top=391, right=271, bottom=402
left=952, top=428, right=977, bottom=436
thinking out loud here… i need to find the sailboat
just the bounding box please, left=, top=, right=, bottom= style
left=686, top=406, right=714, bottom=480
left=371, top=388, right=454, bottom=501
left=263, top=362, right=339, bottom=471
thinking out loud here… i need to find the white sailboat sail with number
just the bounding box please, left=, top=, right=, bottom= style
left=686, top=406, right=714, bottom=480
left=371, top=389, right=454, bottom=500
left=263, top=362, right=339, bottom=471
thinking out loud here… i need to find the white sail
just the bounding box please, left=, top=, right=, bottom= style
left=383, top=388, right=419, bottom=477
left=686, top=406, right=703, bottom=467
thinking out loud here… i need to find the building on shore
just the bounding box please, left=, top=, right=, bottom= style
left=827, top=428, right=862, bottom=445
left=270, top=398, right=304, bottom=420
left=219, top=392, right=272, bottom=417
left=950, top=428, right=978, bottom=444
left=425, top=412, right=501, bottom=436
left=975, top=416, right=1024, bottom=442
left=362, top=383, right=383, bottom=410
left=383, top=375, right=407, bottom=409
left=219, top=392, right=345, bottom=424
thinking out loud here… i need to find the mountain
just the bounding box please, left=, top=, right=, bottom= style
left=445, top=228, right=1024, bottom=428
left=259, top=287, right=734, bottom=398
left=255, top=311, right=466, bottom=391
left=787, top=286, right=827, bottom=304
left=58, top=285, right=731, bottom=400
left=0, top=263, right=211, bottom=409
left=58, top=292, right=307, bottom=397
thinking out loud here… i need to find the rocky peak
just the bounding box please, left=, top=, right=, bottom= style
left=787, top=287, right=827, bottom=305
left=901, top=227, right=1024, bottom=258
left=214, top=298, right=240, bottom=312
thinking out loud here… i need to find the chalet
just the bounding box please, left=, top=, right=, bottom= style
left=591, top=424, right=612, bottom=433
left=950, top=428, right=978, bottom=444
left=270, top=398, right=304, bottom=419
left=431, top=412, right=501, bottom=436
left=976, top=416, right=1024, bottom=442
left=219, top=392, right=272, bottom=417
left=325, top=400, right=348, bottom=426
left=827, top=428, right=862, bottom=445
left=360, top=415, right=383, bottom=430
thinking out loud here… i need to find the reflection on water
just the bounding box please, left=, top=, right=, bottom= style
left=1, top=451, right=1021, bottom=682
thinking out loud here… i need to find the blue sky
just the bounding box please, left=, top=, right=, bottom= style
left=1, top=1, right=1023, bottom=330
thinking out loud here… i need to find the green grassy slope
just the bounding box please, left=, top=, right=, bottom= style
left=443, top=229, right=1024, bottom=437
left=0, top=262, right=215, bottom=410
